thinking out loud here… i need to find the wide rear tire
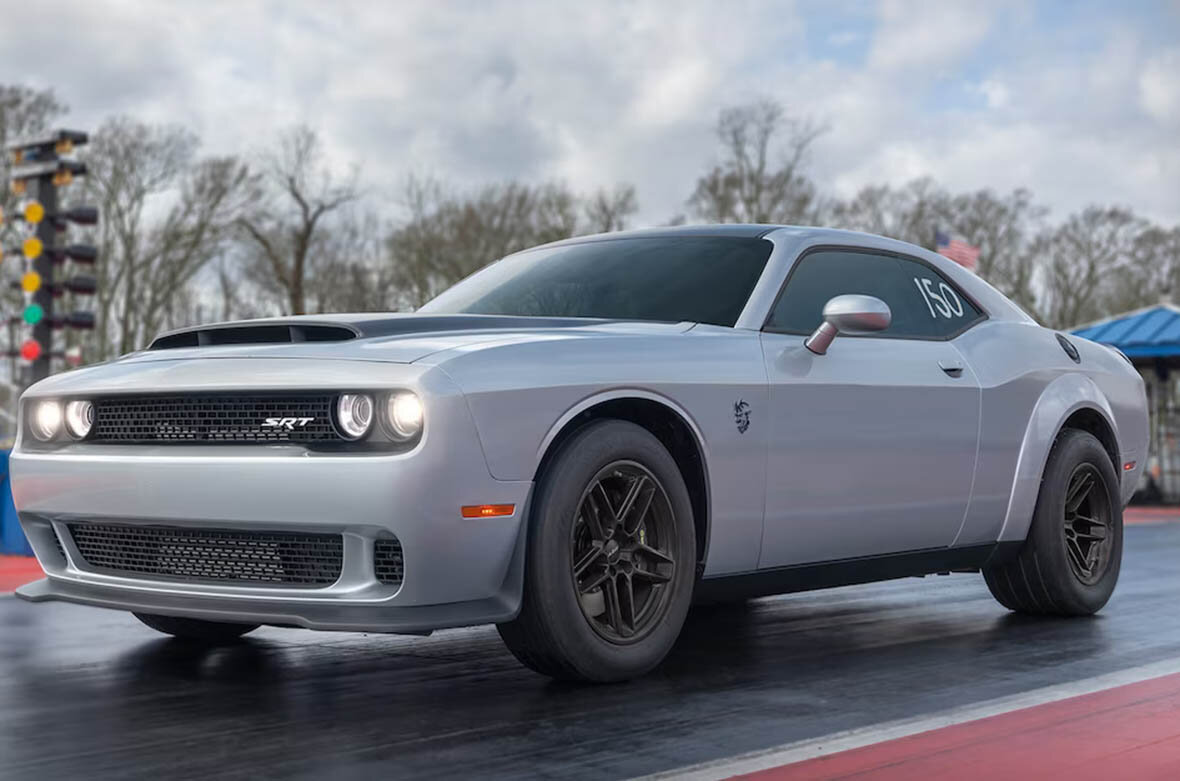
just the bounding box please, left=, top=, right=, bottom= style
left=498, top=420, right=696, bottom=682
left=983, top=428, right=1122, bottom=616
left=134, top=613, right=260, bottom=643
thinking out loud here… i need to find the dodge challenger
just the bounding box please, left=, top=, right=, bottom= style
left=11, top=225, right=1149, bottom=682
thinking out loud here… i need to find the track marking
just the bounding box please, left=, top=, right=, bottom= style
left=637, top=657, right=1180, bottom=781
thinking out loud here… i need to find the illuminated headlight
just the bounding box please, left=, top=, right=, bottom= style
left=385, top=392, right=424, bottom=441
left=30, top=400, right=63, bottom=441
left=336, top=393, right=374, bottom=440
left=64, top=400, right=95, bottom=439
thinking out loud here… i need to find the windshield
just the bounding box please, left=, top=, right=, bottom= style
left=419, top=236, right=773, bottom=327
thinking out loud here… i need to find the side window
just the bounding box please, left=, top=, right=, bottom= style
left=891, top=256, right=982, bottom=338
left=766, top=249, right=982, bottom=339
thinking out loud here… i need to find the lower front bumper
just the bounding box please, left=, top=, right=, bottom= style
left=15, top=572, right=521, bottom=634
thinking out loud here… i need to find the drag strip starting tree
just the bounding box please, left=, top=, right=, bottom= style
left=2, top=130, right=98, bottom=386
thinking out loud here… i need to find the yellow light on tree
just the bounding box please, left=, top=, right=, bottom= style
left=22, top=236, right=43, bottom=260
left=21, top=270, right=42, bottom=293
left=22, top=200, right=44, bottom=224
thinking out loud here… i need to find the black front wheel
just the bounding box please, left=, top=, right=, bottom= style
left=983, top=428, right=1123, bottom=616
left=498, top=420, right=696, bottom=682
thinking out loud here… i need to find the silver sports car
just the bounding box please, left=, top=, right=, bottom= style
left=12, top=225, right=1149, bottom=682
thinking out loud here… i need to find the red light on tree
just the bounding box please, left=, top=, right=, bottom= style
left=20, top=339, right=42, bottom=361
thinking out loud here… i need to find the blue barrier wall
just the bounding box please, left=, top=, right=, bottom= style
left=0, top=451, right=31, bottom=555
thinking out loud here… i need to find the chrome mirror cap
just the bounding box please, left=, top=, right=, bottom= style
left=804, top=294, right=892, bottom=355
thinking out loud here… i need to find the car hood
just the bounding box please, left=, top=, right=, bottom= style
left=111, top=313, right=696, bottom=366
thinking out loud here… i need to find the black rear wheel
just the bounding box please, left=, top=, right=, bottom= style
left=983, top=428, right=1122, bottom=616
left=498, top=420, right=696, bottom=682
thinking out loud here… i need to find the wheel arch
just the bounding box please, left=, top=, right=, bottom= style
left=533, top=392, right=712, bottom=572
left=998, top=373, right=1121, bottom=543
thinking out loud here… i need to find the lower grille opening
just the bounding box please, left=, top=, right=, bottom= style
left=374, top=537, right=404, bottom=588
left=52, top=528, right=67, bottom=563
left=67, top=523, right=343, bottom=588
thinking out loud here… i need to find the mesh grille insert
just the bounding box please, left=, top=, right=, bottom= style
left=374, top=538, right=404, bottom=587
left=67, top=523, right=343, bottom=587
left=90, top=394, right=339, bottom=444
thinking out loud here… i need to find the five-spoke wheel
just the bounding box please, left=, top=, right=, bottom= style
left=1062, top=463, right=1114, bottom=586
left=498, top=420, right=696, bottom=682
left=571, top=462, right=677, bottom=643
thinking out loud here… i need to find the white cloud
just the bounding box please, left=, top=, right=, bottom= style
left=976, top=80, right=1010, bottom=110
left=0, top=0, right=1175, bottom=228
left=868, top=0, right=997, bottom=72
left=1140, top=49, right=1180, bottom=124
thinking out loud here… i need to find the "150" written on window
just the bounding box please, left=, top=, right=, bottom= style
left=914, top=277, right=964, bottom=319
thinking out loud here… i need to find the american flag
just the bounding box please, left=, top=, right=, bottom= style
left=935, top=230, right=980, bottom=271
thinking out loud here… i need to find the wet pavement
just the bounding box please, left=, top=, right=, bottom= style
left=2, top=522, right=1179, bottom=780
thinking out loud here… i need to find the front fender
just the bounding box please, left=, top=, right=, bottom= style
left=998, top=373, right=1119, bottom=543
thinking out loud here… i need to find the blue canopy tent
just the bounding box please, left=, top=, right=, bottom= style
left=1074, top=305, right=1180, bottom=503
left=1073, top=305, right=1180, bottom=361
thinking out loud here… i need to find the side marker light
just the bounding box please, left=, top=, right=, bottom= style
left=461, top=504, right=516, bottom=519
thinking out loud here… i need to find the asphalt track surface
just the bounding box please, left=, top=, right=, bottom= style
left=2, top=521, right=1179, bottom=780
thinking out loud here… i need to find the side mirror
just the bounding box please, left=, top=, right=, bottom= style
left=804, top=295, right=891, bottom=355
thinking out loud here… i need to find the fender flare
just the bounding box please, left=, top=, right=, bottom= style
left=997, top=373, right=1120, bottom=543
left=532, top=388, right=714, bottom=567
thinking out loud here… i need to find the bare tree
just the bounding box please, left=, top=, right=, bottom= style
left=829, top=177, right=950, bottom=247
left=387, top=177, right=637, bottom=309
left=829, top=180, right=1048, bottom=320
left=688, top=99, right=825, bottom=225
left=85, top=116, right=254, bottom=356
left=943, top=188, right=1047, bottom=320
left=306, top=210, right=394, bottom=313
left=237, top=125, right=360, bottom=315
left=1100, top=224, right=1180, bottom=315
left=1037, top=207, right=1148, bottom=329
left=584, top=184, right=638, bottom=233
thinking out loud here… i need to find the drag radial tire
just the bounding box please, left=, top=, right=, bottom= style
left=498, top=420, right=696, bottom=682
left=983, top=428, right=1123, bottom=616
left=134, top=613, right=260, bottom=642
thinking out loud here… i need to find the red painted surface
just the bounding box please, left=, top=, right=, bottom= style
left=1126, top=506, right=1180, bottom=524
left=0, top=555, right=43, bottom=593
left=737, top=672, right=1180, bottom=781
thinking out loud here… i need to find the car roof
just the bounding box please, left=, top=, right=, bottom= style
left=536, top=224, right=780, bottom=248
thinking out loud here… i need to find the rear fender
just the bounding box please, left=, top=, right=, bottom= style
left=998, top=373, right=1119, bottom=543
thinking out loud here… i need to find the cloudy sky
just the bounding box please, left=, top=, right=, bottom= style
left=3, top=0, right=1178, bottom=226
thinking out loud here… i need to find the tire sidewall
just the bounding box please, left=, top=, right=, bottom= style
left=1030, top=430, right=1123, bottom=614
left=526, top=420, right=696, bottom=681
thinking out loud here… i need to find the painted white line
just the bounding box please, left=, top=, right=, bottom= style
left=637, top=656, right=1180, bottom=781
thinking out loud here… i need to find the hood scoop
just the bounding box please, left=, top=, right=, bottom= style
left=147, top=314, right=616, bottom=351
left=149, top=323, right=357, bottom=350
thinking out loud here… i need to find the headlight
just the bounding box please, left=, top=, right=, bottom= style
left=336, top=393, right=374, bottom=440
left=385, top=392, right=424, bottom=441
left=64, top=400, right=94, bottom=439
left=30, top=400, right=63, bottom=441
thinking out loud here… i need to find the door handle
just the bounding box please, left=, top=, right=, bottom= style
left=939, top=360, right=964, bottom=378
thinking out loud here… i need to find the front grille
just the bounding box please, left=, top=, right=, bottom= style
left=52, top=528, right=67, bottom=562
left=67, top=523, right=343, bottom=587
left=374, top=537, right=404, bottom=587
left=90, top=394, right=340, bottom=444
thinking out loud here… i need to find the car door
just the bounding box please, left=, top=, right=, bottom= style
left=758, top=247, right=983, bottom=568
